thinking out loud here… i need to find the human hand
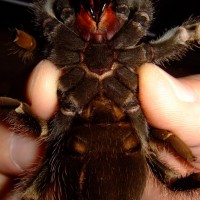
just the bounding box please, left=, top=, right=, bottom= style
left=0, top=60, right=60, bottom=198
left=138, top=63, right=200, bottom=199
left=1, top=60, right=200, bottom=199
left=138, top=63, right=200, bottom=169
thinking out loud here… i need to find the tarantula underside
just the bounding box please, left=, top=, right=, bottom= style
left=1, top=0, right=200, bottom=199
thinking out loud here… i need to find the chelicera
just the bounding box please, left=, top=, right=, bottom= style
left=1, top=0, right=200, bottom=199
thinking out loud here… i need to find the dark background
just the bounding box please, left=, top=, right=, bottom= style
left=0, top=0, right=200, bottom=99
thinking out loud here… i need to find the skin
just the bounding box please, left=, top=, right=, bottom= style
left=0, top=61, right=200, bottom=198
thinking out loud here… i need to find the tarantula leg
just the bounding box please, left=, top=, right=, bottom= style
left=58, top=76, right=99, bottom=114
left=58, top=66, right=85, bottom=93
left=115, top=66, right=138, bottom=92
left=151, top=128, right=195, bottom=162
left=121, top=22, right=200, bottom=67
left=35, top=1, right=85, bottom=67
left=111, top=0, right=153, bottom=49
left=126, top=106, right=149, bottom=150
left=17, top=113, right=76, bottom=199
left=118, top=45, right=150, bottom=69
left=0, top=97, right=45, bottom=137
left=147, top=149, right=200, bottom=191
left=147, top=22, right=200, bottom=63
left=50, top=74, right=99, bottom=139
left=49, top=75, right=99, bottom=138
left=103, top=77, right=149, bottom=149
left=111, top=18, right=147, bottom=49
left=34, top=1, right=85, bottom=58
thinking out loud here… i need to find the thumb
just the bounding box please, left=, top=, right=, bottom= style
left=0, top=125, right=42, bottom=176
left=138, top=63, right=200, bottom=165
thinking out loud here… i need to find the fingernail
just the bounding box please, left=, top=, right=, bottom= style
left=10, top=134, right=38, bottom=172
left=159, top=69, right=197, bottom=102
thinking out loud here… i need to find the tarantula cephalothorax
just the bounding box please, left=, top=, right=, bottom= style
left=1, top=0, right=200, bottom=199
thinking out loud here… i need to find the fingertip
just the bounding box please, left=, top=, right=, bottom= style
left=26, top=60, right=61, bottom=120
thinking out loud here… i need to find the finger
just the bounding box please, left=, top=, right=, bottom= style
left=26, top=60, right=61, bottom=120
left=0, top=61, right=58, bottom=178
left=0, top=125, right=42, bottom=176
left=138, top=63, right=200, bottom=166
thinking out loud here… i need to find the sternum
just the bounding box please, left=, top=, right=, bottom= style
left=82, top=42, right=118, bottom=76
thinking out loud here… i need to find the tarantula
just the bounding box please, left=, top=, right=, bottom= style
left=1, top=0, right=200, bottom=199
